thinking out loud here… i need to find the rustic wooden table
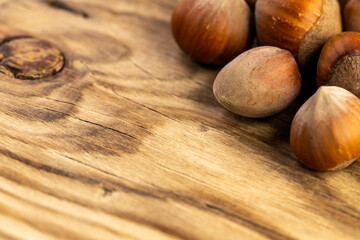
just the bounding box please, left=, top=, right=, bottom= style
left=0, top=0, right=358, bottom=239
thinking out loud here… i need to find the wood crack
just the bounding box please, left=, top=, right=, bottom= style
left=45, top=0, right=89, bottom=18
left=42, top=107, right=140, bottom=141
left=111, top=86, right=178, bottom=123
left=42, top=96, right=148, bottom=130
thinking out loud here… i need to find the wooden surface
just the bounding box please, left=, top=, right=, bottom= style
left=0, top=0, right=358, bottom=239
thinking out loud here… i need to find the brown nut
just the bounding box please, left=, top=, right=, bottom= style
left=171, top=0, right=252, bottom=65
left=290, top=86, right=360, bottom=171
left=316, top=32, right=360, bottom=97
left=213, top=46, right=301, bottom=118
left=344, top=0, right=360, bottom=32
left=255, top=0, right=342, bottom=68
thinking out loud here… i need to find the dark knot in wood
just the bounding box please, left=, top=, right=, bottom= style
left=0, top=37, right=65, bottom=80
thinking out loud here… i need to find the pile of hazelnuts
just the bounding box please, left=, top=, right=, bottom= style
left=171, top=0, right=360, bottom=171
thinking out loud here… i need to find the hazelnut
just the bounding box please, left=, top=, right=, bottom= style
left=171, top=0, right=252, bottom=65
left=344, top=0, right=360, bottom=32
left=213, top=46, right=301, bottom=118
left=255, top=0, right=342, bottom=68
left=316, top=32, right=360, bottom=97
left=290, top=86, right=360, bottom=171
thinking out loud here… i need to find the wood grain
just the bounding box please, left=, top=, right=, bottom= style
left=0, top=0, right=358, bottom=239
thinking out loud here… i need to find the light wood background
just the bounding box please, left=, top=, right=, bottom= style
left=0, top=0, right=358, bottom=239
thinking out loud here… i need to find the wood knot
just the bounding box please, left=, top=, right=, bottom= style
left=0, top=37, right=65, bottom=80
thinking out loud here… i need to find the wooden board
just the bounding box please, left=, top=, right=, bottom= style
left=0, top=0, right=358, bottom=239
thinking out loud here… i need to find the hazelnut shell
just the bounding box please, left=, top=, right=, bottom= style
left=213, top=46, right=301, bottom=118
left=255, top=0, right=342, bottom=68
left=317, top=32, right=360, bottom=97
left=171, top=0, right=252, bottom=65
left=290, top=86, right=360, bottom=171
left=344, top=0, right=360, bottom=32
